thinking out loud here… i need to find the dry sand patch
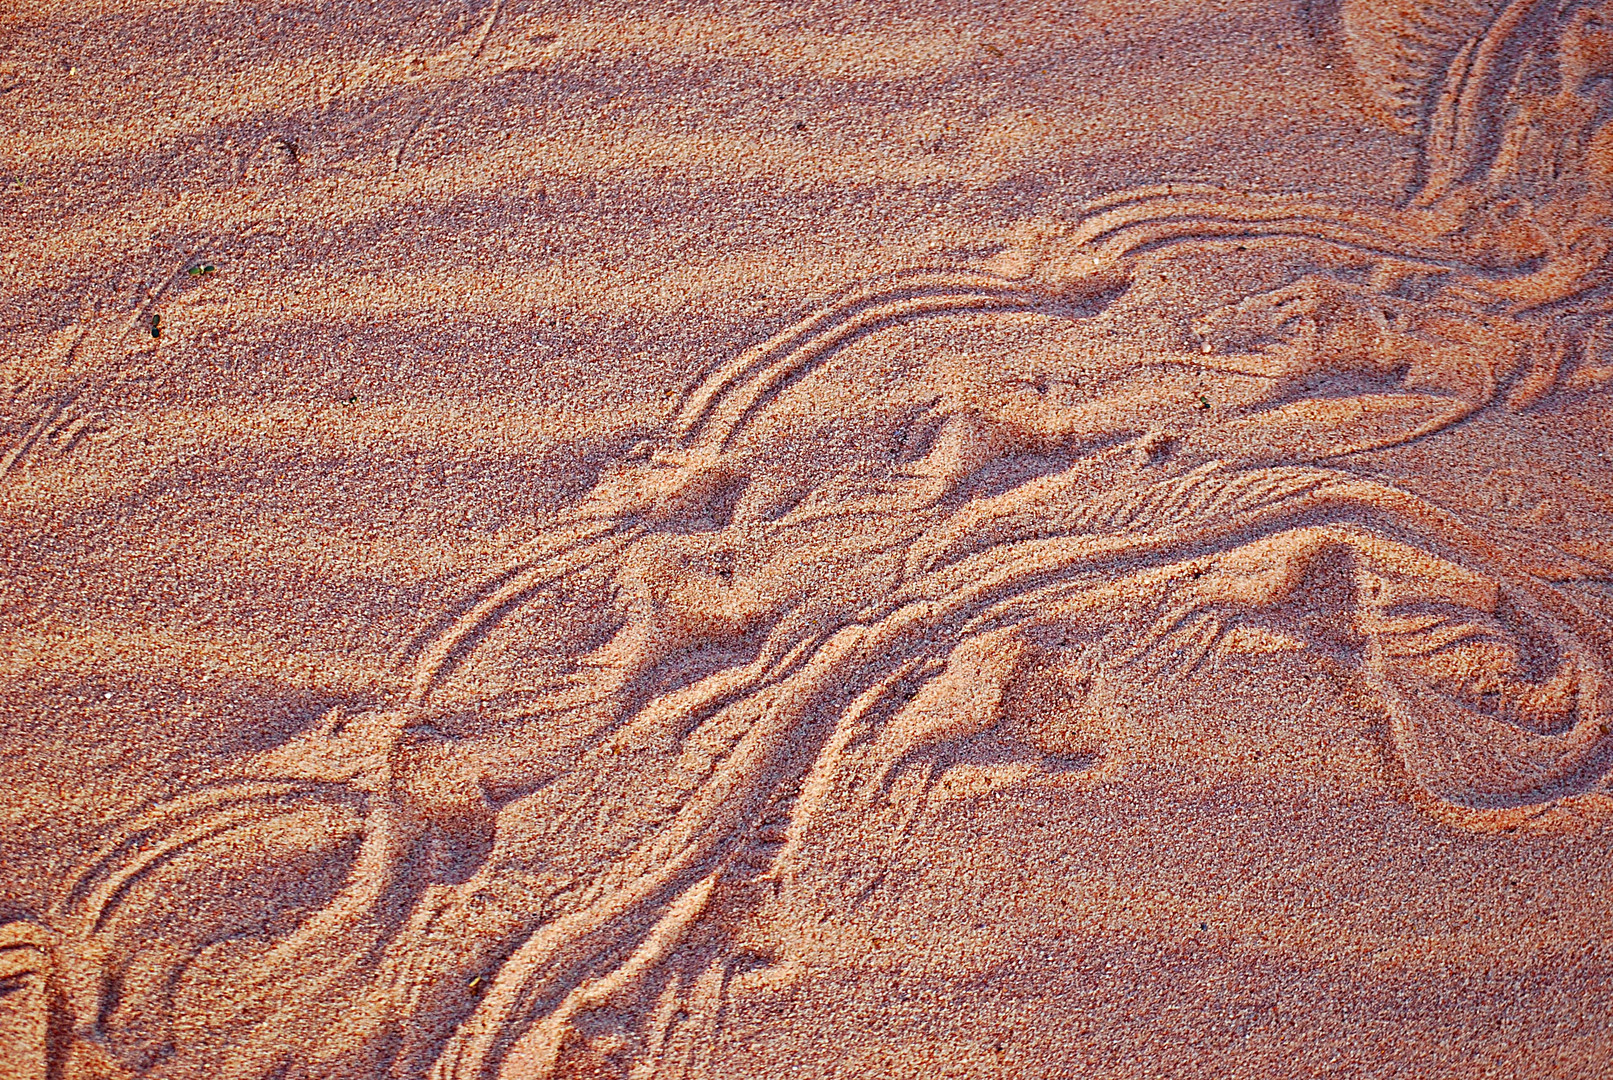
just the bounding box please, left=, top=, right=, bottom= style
left=3, top=1, right=1613, bottom=1077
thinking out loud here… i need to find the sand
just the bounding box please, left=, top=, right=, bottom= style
left=3, top=0, right=1613, bottom=1077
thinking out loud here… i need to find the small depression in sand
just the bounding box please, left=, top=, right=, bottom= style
left=3, top=1, right=1613, bottom=1077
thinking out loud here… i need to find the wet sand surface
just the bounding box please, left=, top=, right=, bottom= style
left=3, top=1, right=1613, bottom=1077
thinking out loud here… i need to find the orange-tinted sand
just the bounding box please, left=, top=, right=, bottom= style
left=4, top=1, right=1613, bottom=1077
